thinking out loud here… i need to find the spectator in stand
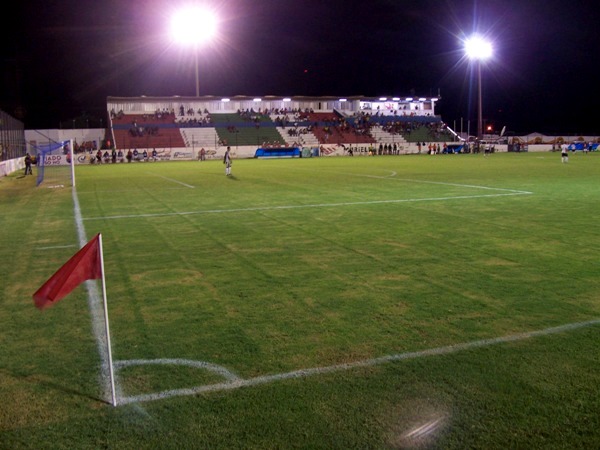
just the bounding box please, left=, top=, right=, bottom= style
left=111, top=149, right=117, bottom=163
left=133, top=149, right=139, bottom=161
left=117, top=150, right=124, bottom=162
left=126, top=150, right=133, bottom=163
left=96, top=149, right=102, bottom=164
left=142, top=150, right=148, bottom=161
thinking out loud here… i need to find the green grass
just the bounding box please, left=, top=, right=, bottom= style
left=1, top=152, right=599, bottom=448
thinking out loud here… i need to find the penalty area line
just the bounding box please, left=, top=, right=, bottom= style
left=116, top=317, right=600, bottom=405
left=344, top=171, right=532, bottom=195
left=83, top=191, right=531, bottom=221
left=145, top=172, right=195, bottom=189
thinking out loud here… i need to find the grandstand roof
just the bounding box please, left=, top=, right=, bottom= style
left=107, top=95, right=440, bottom=103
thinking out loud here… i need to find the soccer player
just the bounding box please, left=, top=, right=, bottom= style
left=561, top=143, right=569, bottom=163
left=223, top=146, right=232, bottom=176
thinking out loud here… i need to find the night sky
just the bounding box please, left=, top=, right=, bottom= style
left=2, top=0, right=599, bottom=135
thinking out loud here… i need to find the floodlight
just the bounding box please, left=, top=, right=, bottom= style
left=464, top=35, right=493, bottom=60
left=170, top=7, right=218, bottom=46
left=170, top=6, right=219, bottom=96
left=464, top=35, right=493, bottom=140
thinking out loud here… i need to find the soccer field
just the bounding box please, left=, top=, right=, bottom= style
left=1, top=152, right=599, bottom=448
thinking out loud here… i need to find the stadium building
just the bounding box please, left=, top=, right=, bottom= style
left=103, top=95, right=449, bottom=160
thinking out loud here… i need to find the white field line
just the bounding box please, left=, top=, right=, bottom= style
left=146, top=172, right=195, bottom=189
left=353, top=173, right=532, bottom=195
left=36, top=244, right=78, bottom=250
left=77, top=172, right=533, bottom=405
left=76, top=187, right=192, bottom=195
left=82, top=176, right=532, bottom=221
left=114, top=358, right=241, bottom=382
left=116, top=318, right=600, bottom=405
left=293, top=167, right=532, bottom=194
left=72, top=188, right=123, bottom=404
left=83, top=192, right=530, bottom=222
left=397, top=178, right=531, bottom=194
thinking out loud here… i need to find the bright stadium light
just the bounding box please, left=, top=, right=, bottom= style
left=170, top=7, right=219, bottom=97
left=464, top=35, right=493, bottom=60
left=465, top=35, right=493, bottom=140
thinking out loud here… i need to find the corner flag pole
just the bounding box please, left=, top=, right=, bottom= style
left=98, top=233, right=117, bottom=406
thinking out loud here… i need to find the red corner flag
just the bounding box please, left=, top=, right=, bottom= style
left=33, top=234, right=102, bottom=309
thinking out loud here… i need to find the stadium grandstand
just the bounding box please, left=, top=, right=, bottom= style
left=105, top=95, right=453, bottom=160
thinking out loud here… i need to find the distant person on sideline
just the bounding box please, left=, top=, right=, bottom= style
left=223, top=146, right=232, bottom=176
left=24, top=153, right=33, bottom=175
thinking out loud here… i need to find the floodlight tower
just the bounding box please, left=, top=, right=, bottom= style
left=465, top=35, right=492, bottom=141
left=170, top=7, right=218, bottom=97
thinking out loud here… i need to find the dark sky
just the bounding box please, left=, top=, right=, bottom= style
left=2, top=0, right=599, bottom=135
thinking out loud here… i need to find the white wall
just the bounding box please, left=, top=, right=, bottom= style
left=0, top=157, right=24, bottom=177
left=25, top=129, right=105, bottom=153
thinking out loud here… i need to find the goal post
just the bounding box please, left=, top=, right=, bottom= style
left=32, top=138, right=75, bottom=188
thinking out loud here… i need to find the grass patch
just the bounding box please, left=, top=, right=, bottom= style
left=1, top=152, right=599, bottom=448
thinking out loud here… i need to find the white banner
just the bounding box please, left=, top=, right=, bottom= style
left=43, top=154, right=71, bottom=166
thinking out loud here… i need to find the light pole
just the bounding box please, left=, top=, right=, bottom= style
left=465, top=35, right=492, bottom=141
left=170, top=7, right=218, bottom=97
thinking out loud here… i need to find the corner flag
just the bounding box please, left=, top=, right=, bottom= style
left=33, top=233, right=102, bottom=309
left=32, top=233, right=117, bottom=406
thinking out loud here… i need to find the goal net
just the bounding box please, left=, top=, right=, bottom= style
left=32, top=139, right=75, bottom=187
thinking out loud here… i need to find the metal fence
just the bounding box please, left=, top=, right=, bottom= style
left=0, top=109, right=26, bottom=161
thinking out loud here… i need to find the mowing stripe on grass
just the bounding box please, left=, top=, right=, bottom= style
left=146, top=172, right=195, bottom=189
left=116, top=318, right=600, bottom=405
left=83, top=191, right=531, bottom=221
